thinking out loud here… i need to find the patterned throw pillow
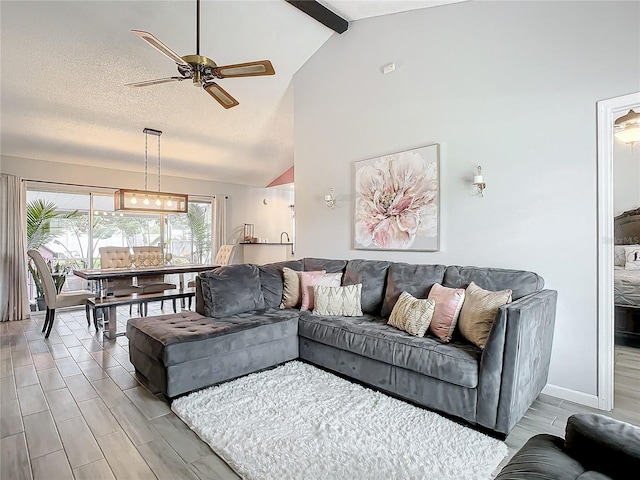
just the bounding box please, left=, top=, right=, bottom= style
left=427, top=283, right=466, bottom=343
left=624, top=246, right=640, bottom=270
left=458, top=282, right=512, bottom=349
left=313, top=284, right=363, bottom=316
left=387, top=291, right=435, bottom=337
left=300, top=272, right=342, bottom=311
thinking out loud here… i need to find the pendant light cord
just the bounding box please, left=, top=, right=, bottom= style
left=144, top=131, right=148, bottom=191
left=157, top=134, right=161, bottom=192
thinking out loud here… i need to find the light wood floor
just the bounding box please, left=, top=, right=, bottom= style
left=1, top=306, right=639, bottom=480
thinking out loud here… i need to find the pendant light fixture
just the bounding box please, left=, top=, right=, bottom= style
left=614, top=109, right=640, bottom=145
left=114, top=128, right=189, bottom=214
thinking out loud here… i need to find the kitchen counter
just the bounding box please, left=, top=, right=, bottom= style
left=240, top=243, right=294, bottom=265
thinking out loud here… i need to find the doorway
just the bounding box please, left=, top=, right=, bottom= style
left=596, top=91, right=640, bottom=411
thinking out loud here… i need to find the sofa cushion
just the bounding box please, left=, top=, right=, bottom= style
left=298, top=312, right=481, bottom=388
left=343, top=259, right=390, bottom=314
left=199, top=264, right=265, bottom=317
left=381, top=263, right=447, bottom=317
left=443, top=266, right=543, bottom=301
left=303, top=258, right=347, bottom=274
left=258, top=260, right=304, bottom=309
left=127, top=309, right=299, bottom=367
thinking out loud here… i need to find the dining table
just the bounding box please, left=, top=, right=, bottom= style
left=73, top=263, right=217, bottom=338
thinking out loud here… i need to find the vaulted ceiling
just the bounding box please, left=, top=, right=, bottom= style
left=0, top=1, right=465, bottom=187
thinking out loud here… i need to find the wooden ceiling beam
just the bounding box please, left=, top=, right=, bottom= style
left=285, top=1, right=348, bottom=34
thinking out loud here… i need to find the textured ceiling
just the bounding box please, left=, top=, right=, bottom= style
left=1, top=0, right=464, bottom=187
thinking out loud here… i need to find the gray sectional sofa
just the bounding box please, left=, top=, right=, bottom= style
left=126, top=257, right=558, bottom=435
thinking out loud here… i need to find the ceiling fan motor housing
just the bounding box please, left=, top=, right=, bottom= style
left=180, top=55, right=222, bottom=86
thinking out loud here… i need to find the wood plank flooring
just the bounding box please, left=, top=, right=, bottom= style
left=1, top=306, right=638, bottom=479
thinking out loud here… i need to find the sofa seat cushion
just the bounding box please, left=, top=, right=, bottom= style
left=127, top=309, right=299, bottom=367
left=298, top=312, right=481, bottom=388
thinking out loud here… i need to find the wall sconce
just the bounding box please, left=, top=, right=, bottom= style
left=324, top=188, right=336, bottom=208
left=473, top=166, right=486, bottom=197
left=614, top=109, right=640, bottom=145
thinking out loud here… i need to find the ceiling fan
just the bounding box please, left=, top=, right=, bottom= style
left=126, top=0, right=275, bottom=109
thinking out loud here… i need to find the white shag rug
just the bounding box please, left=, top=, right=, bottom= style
left=172, top=361, right=507, bottom=480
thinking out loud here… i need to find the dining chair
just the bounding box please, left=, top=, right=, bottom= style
left=187, top=244, right=236, bottom=309
left=27, top=249, right=94, bottom=338
left=132, top=246, right=177, bottom=315
left=98, top=246, right=142, bottom=296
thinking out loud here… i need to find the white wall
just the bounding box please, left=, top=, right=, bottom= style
left=293, top=1, right=640, bottom=399
left=614, top=139, right=640, bottom=216
left=0, top=155, right=294, bottom=260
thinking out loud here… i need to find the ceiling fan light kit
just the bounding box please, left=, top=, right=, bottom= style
left=127, top=0, right=275, bottom=109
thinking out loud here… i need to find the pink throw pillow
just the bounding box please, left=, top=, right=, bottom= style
left=300, top=272, right=342, bottom=311
left=427, top=283, right=466, bottom=342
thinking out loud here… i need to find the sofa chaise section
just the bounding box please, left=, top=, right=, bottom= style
left=127, top=308, right=299, bottom=398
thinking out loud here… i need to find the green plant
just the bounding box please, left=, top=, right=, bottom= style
left=187, top=204, right=211, bottom=264
left=26, top=199, right=78, bottom=299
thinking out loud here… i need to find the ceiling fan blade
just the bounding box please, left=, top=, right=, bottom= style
left=131, top=30, right=191, bottom=67
left=214, top=60, right=275, bottom=78
left=125, top=77, right=186, bottom=87
left=204, top=83, right=239, bottom=109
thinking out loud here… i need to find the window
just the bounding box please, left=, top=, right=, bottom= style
left=25, top=184, right=215, bottom=310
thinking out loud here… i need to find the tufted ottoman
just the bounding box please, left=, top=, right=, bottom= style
left=126, top=309, right=299, bottom=398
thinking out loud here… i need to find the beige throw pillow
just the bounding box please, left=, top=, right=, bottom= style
left=280, top=267, right=302, bottom=308
left=458, top=282, right=512, bottom=349
left=313, top=284, right=363, bottom=316
left=388, top=291, right=435, bottom=337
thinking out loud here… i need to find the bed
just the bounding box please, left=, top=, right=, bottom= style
left=614, top=207, right=640, bottom=347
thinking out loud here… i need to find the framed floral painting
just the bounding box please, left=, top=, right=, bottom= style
left=354, top=144, right=439, bottom=251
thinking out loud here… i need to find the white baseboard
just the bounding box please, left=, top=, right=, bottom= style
left=541, top=384, right=600, bottom=409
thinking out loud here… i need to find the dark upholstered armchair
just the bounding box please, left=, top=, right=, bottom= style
left=496, top=413, right=640, bottom=479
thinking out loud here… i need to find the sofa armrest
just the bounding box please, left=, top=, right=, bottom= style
left=477, top=289, right=558, bottom=434
left=565, top=413, right=640, bottom=478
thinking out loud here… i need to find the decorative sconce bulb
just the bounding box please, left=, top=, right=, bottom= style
left=472, top=166, right=486, bottom=197
left=155, top=197, right=162, bottom=206
left=166, top=199, right=173, bottom=207
left=325, top=189, right=336, bottom=208
left=130, top=195, right=137, bottom=204
left=143, top=196, right=150, bottom=205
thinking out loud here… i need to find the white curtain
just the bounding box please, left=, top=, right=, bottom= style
left=212, top=195, right=228, bottom=262
left=0, top=174, right=30, bottom=321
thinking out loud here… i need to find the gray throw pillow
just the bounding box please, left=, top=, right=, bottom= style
left=199, top=264, right=265, bottom=318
